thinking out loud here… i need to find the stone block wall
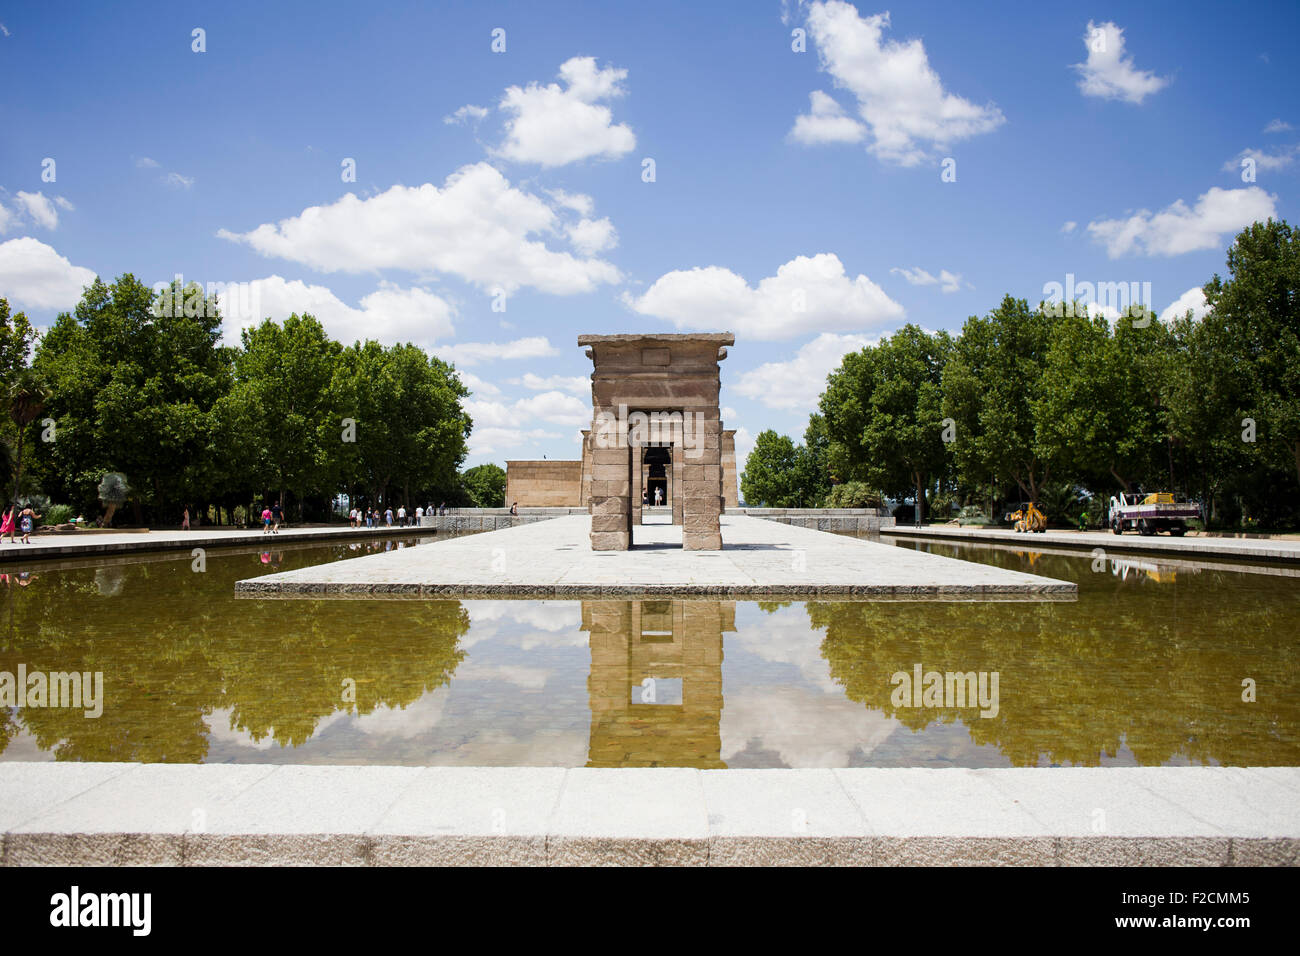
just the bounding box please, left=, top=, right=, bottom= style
left=505, top=460, right=585, bottom=508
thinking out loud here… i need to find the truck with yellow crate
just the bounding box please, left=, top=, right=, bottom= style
left=1108, top=492, right=1199, bottom=536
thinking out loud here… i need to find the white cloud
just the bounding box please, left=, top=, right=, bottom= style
left=1086, top=186, right=1278, bottom=258
left=625, top=252, right=904, bottom=340
left=432, top=335, right=560, bottom=367
left=1161, top=286, right=1210, bottom=322
left=217, top=275, right=456, bottom=349
left=469, top=426, right=563, bottom=456
left=14, top=191, right=63, bottom=229
left=1222, top=145, right=1300, bottom=174
left=890, top=265, right=963, bottom=293
left=443, top=104, right=488, bottom=125
left=454, top=369, right=502, bottom=397
left=732, top=425, right=754, bottom=472
left=565, top=216, right=617, bottom=256
left=1073, top=20, right=1169, bottom=104
left=509, top=372, right=589, bottom=396
left=466, top=390, right=589, bottom=429
left=733, top=331, right=880, bottom=411
left=135, top=156, right=160, bottom=168
left=489, top=56, right=636, bottom=167
left=792, top=2, right=1004, bottom=166
left=0, top=201, right=14, bottom=234
left=789, top=90, right=867, bottom=145
left=545, top=189, right=594, bottom=217
left=164, top=171, right=194, bottom=188
left=218, top=162, right=621, bottom=294
left=720, top=406, right=738, bottom=421
left=1264, top=119, right=1293, bottom=134
left=1061, top=221, right=1078, bottom=234
left=0, top=237, right=97, bottom=310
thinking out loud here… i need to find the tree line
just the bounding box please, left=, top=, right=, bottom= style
left=0, top=273, right=510, bottom=526
left=742, top=219, right=1300, bottom=530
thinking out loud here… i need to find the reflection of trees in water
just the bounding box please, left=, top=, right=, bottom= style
left=1, top=545, right=468, bottom=761
left=810, top=549, right=1300, bottom=767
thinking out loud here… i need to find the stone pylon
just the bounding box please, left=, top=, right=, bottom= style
left=580, top=333, right=733, bottom=550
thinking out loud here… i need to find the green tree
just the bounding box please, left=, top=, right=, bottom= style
left=739, top=419, right=831, bottom=508
left=1202, top=219, right=1300, bottom=485
left=822, top=325, right=953, bottom=522
left=229, top=313, right=341, bottom=517
left=741, top=430, right=799, bottom=506
left=330, top=340, right=471, bottom=509
left=32, top=276, right=230, bottom=521
left=460, top=463, right=506, bottom=507
left=1, top=299, right=43, bottom=506
left=942, top=295, right=1053, bottom=504
left=1033, top=305, right=1173, bottom=495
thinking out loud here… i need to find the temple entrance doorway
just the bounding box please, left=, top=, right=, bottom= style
left=641, top=445, right=672, bottom=525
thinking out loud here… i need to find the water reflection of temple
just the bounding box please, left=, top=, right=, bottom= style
left=582, top=600, right=732, bottom=768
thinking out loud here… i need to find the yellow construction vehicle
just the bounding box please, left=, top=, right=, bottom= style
left=1005, top=501, right=1047, bottom=533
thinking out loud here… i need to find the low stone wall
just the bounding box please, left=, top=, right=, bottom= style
left=420, top=508, right=586, bottom=534
left=731, top=508, right=896, bottom=534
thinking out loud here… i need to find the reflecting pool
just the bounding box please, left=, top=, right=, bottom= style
left=1, top=534, right=1296, bottom=767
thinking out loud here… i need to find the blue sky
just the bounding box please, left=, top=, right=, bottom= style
left=1, top=0, right=1296, bottom=468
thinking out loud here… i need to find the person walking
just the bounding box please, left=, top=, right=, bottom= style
left=182, top=507, right=191, bottom=531
left=385, top=507, right=393, bottom=527
left=415, top=505, right=424, bottom=525
left=397, top=505, right=406, bottom=526
left=261, top=505, right=273, bottom=534
left=18, top=505, right=41, bottom=544
left=1, top=506, right=15, bottom=544
left=509, top=501, right=518, bottom=516
left=271, top=501, right=283, bottom=534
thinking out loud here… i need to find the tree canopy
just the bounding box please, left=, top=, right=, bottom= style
left=744, top=219, right=1300, bottom=529
left=21, top=275, right=479, bottom=524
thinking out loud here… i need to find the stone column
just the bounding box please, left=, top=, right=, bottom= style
left=669, top=449, right=682, bottom=525
left=588, top=440, right=631, bottom=550
left=630, top=447, right=643, bottom=527
left=580, top=429, right=592, bottom=506
left=721, top=429, right=738, bottom=511
left=680, top=411, right=723, bottom=550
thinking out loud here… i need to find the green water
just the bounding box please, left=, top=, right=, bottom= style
left=1, top=535, right=1296, bottom=768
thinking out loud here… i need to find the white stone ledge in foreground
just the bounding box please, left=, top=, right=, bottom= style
left=1, top=764, right=1295, bottom=867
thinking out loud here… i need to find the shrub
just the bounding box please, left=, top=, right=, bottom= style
left=45, top=504, right=74, bottom=525
left=826, top=481, right=882, bottom=509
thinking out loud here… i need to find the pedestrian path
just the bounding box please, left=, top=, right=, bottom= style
left=236, top=514, right=1075, bottom=599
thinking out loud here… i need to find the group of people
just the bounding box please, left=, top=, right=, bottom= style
left=0, top=505, right=41, bottom=544
left=348, top=502, right=448, bottom=528
left=259, top=501, right=285, bottom=534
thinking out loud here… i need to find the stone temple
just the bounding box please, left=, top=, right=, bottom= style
left=504, top=333, right=739, bottom=550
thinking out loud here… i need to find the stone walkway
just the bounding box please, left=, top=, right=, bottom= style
left=0, top=524, right=423, bottom=563
left=887, top=525, right=1300, bottom=562
left=1, top=763, right=1294, bottom=865
left=235, top=514, right=1074, bottom=599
